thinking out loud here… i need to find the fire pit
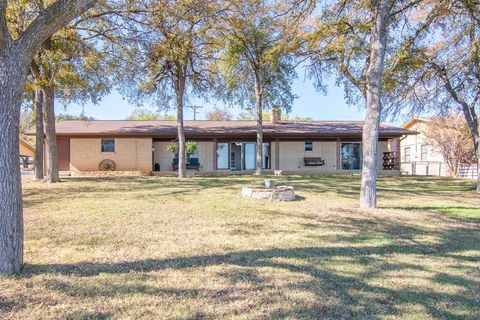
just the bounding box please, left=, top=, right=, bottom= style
left=241, top=186, right=296, bottom=201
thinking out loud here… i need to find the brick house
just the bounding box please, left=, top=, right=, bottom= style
left=37, top=116, right=414, bottom=176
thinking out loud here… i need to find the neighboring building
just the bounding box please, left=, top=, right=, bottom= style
left=19, top=137, right=35, bottom=158
left=32, top=117, right=414, bottom=176
left=401, top=117, right=477, bottom=178
left=19, top=138, right=35, bottom=168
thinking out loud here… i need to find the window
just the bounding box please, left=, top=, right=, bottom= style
left=305, top=141, right=313, bottom=152
left=101, top=139, right=115, bottom=152
left=404, top=147, right=411, bottom=163
left=421, top=145, right=427, bottom=161
left=341, top=143, right=362, bottom=170
left=216, top=143, right=229, bottom=169
left=262, top=143, right=271, bottom=169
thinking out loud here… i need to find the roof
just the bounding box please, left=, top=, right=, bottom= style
left=401, top=117, right=432, bottom=129
left=19, top=138, right=35, bottom=157
left=42, top=120, right=416, bottom=138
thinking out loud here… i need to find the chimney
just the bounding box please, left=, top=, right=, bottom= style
left=270, top=107, right=282, bottom=124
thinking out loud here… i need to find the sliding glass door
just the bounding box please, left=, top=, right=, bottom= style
left=217, top=142, right=271, bottom=171
left=243, top=143, right=256, bottom=170
left=341, top=143, right=362, bottom=170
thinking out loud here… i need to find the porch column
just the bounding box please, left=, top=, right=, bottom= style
left=336, top=138, right=341, bottom=170
left=212, top=137, right=217, bottom=171
left=275, top=137, right=280, bottom=170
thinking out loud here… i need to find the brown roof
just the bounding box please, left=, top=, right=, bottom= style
left=44, top=120, right=415, bottom=138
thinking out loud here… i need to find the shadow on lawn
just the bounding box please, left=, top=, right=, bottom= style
left=20, top=218, right=480, bottom=319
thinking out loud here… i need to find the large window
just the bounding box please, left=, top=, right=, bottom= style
left=404, top=147, right=411, bottom=163
left=216, top=143, right=229, bottom=169
left=341, top=143, right=362, bottom=170
left=101, top=139, right=115, bottom=152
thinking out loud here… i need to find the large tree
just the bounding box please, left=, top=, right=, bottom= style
left=0, top=0, right=97, bottom=274
left=386, top=0, right=480, bottom=193
left=120, top=0, right=220, bottom=178
left=215, top=0, right=308, bottom=175
left=307, top=0, right=422, bottom=208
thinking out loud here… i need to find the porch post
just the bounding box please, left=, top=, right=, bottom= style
left=336, top=138, right=341, bottom=170
left=275, top=137, right=280, bottom=170
left=212, top=137, right=217, bottom=171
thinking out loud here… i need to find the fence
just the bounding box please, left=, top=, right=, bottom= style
left=459, top=164, right=478, bottom=180
left=401, top=162, right=477, bottom=180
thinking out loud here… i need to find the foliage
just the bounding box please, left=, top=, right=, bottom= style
left=118, top=0, right=222, bottom=111
left=306, top=0, right=424, bottom=118
left=236, top=110, right=291, bottom=121
left=167, top=141, right=199, bottom=154
left=205, top=107, right=232, bottom=121
left=19, top=111, right=34, bottom=138
left=56, top=113, right=95, bottom=122
left=215, top=0, right=307, bottom=113
left=127, top=108, right=175, bottom=120
left=424, top=115, right=476, bottom=176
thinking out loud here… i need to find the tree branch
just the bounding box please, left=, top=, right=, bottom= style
left=0, top=0, right=11, bottom=51
left=17, top=0, right=97, bottom=58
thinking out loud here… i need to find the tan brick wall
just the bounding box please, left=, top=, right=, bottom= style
left=278, top=141, right=338, bottom=171
left=277, top=140, right=389, bottom=172
left=70, top=138, right=152, bottom=172
left=153, top=141, right=214, bottom=172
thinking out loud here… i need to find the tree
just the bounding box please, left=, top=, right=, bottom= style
left=424, top=115, right=476, bottom=176
left=216, top=0, right=308, bottom=175
left=0, top=0, right=97, bottom=274
left=56, top=113, right=95, bottom=121
left=386, top=0, right=480, bottom=193
left=126, top=108, right=176, bottom=120
left=121, top=0, right=221, bottom=178
left=205, top=107, right=232, bottom=121
left=236, top=110, right=290, bottom=121
left=307, top=0, right=422, bottom=208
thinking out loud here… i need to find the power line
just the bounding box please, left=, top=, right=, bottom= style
left=187, top=105, right=203, bottom=121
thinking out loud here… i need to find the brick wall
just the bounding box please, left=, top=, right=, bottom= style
left=70, top=138, right=152, bottom=172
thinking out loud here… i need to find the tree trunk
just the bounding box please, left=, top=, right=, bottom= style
left=34, top=86, right=44, bottom=180
left=0, top=55, right=27, bottom=274
left=43, top=85, right=60, bottom=183
left=359, top=0, right=391, bottom=209
left=0, top=0, right=97, bottom=275
left=254, top=70, right=263, bottom=176
left=176, top=73, right=187, bottom=178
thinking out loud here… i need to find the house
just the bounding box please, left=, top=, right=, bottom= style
left=400, top=117, right=477, bottom=178
left=39, top=115, right=414, bottom=176
left=20, top=137, right=35, bottom=158
left=400, top=117, right=443, bottom=175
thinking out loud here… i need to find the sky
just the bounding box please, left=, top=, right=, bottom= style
left=55, top=71, right=407, bottom=126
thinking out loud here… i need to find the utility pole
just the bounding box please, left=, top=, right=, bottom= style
left=187, top=105, right=203, bottom=121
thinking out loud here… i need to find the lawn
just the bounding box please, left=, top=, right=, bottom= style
left=1, top=175, right=479, bottom=319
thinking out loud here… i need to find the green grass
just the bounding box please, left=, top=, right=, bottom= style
left=1, top=175, right=479, bottom=319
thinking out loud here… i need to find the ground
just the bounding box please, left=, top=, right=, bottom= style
left=1, top=175, right=479, bottom=319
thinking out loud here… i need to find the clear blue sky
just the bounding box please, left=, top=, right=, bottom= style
left=56, top=72, right=406, bottom=126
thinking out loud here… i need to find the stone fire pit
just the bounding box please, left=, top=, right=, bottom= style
left=241, top=186, right=296, bottom=201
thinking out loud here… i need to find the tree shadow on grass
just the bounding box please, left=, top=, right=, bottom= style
left=18, top=220, right=479, bottom=319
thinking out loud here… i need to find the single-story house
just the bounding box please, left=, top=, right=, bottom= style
left=38, top=117, right=415, bottom=176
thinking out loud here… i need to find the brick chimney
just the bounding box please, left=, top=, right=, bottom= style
left=270, top=107, right=282, bottom=124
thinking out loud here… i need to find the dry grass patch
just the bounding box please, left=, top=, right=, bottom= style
left=0, top=175, right=479, bottom=319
